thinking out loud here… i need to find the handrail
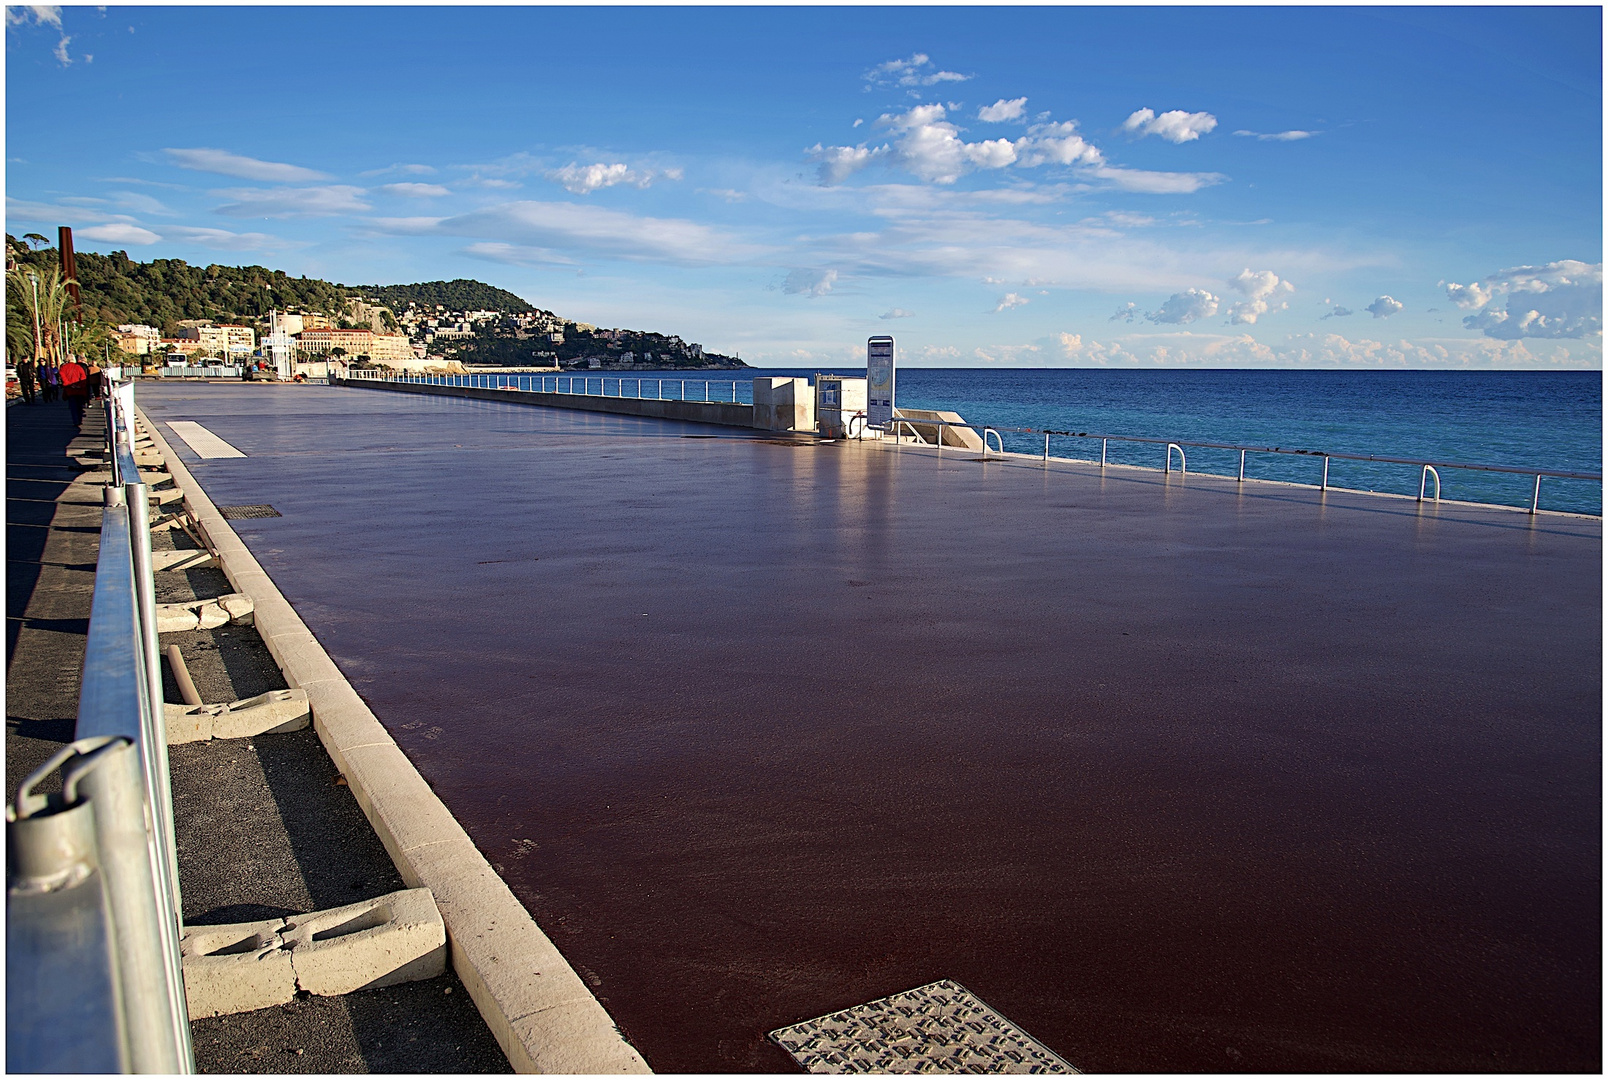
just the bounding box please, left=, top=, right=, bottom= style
left=357, top=369, right=754, bottom=406
left=983, top=428, right=1005, bottom=457
left=8, top=377, right=194, bottom=1073
left=1166, top=443, right=1186, bottom=476
left=878, top=415, right=1601, bottom=515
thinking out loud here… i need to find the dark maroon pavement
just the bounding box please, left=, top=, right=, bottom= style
left=138, top=382, right=1601, bottom=1073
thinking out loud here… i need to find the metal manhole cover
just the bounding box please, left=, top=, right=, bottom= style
left=216, top=505, right=281, bottom=519
left=770, top=979, right=1077, bottom=1074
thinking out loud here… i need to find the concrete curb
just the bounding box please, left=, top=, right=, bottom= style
left=338, top=376, right=754, bottom=428
left=139, top=409, right=651, bottom=1074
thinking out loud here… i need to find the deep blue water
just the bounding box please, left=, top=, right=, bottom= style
left=745, top=367, right=1603, bottom=515
left=449, top=368, right=1603, bottom=514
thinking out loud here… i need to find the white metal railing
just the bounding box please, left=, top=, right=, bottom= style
left=346, top=368, right=752, bottom=405
left=882, top=416, right=1602, bottom=516
left=157, top=364, right=242, bottom=378
left=7, top=378, right=193, bottom=1072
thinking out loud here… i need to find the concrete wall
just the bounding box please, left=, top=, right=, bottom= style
left=339, top=377, right=753, bottom=429
left=751, top=377, right=813, bottom=432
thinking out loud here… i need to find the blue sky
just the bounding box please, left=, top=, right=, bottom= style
left=6, top=5, right=1602, bottom=367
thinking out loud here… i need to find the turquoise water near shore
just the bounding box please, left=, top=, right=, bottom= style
left=466, top=368, right=1602, bottom=514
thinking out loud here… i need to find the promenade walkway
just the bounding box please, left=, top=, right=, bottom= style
left=6, top=395, right=508, bottom=1073
left=135, top=381, right=1600, bottom=1073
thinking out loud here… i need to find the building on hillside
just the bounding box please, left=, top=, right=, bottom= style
left=158, top=338, right=210, bottom=358
left=114, top=324, right=161, bottom=355
left=297, top=328, right=414, bottom=364
left=174, top=324, right=256, bottom=354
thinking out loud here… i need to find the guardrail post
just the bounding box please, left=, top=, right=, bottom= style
left=1531, top=474, right=1542, bottom=514
left=1321, top=456, right=1330, bottom=491
left=1044, top=432, right=1050, bottom=465
left=1165, top=443, right=1186, bottom=476
left=1101, top=438, right=1107, bottom=468
left=1238, top=449, right=1246, bottom=482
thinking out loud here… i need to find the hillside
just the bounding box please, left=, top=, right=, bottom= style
left=350, top=280, right=535, bottom=315
left=4, top=237, right=744, bottom=369
left=6, top=237, right=348, bottom=332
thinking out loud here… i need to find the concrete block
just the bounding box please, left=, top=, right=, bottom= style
left=752, top=377, right=814, bottom=432
left=216, top=593, right=255, bottom=626
left=156, top=606, right=201, bottom=633
left=156, top=593, right=254, bottom=634
left=152, top=487, right=185, bottom=506
left=150, top=549, right=213, bottom=572
left=281, top=888, right=447, bottom=996
left=165, top=689, right=311, bottom=744
left=895, top=408, right=985, bottom=450
left=180, top=919, right=296, bottom=1019
left=180, top=890, right=446, bottom=1016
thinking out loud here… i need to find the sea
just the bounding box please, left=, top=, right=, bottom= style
left=457, top=368, right=1603, bottom=515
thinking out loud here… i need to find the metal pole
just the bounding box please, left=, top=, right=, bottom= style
left=124, top=481, right=181, bottom=921
left=1321, top=456, right=1329, bottom=491
left=1532, top=474, right=1542, bottom=514
left=1238, top=449, right=1246, bottom=482
left=1044, top=432, right=1049, bottom=465
left=1101, top=438, right=1107, bottom=468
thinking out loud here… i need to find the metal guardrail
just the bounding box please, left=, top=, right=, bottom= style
left=881, top=416, right=1602, bottom=516
left=7, top=378, right=193, bottom=1073
left=156, top=365, right=243, bottom=379
left=347, top=368, right=753, bottom=405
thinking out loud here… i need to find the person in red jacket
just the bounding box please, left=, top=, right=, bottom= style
left=59, top=356, right=90, bottom=428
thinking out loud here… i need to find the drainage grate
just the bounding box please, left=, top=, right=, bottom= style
left=770, top=979, right=1076, bottom=1074
left=216, top=505, right=281, bottom=519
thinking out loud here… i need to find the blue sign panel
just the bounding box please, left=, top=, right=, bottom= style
left=867, top=336, right=895, bottom=428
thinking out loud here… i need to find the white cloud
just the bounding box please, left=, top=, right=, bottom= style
left=1234, top=129, right=1317, bottom=141
left=7, top=5, right=62, bottom=28
left=1012, top=120, right=1104, bottom=168
left=8, top=6, right=74, bottom=65
left=380, top=182, right=450, bottom=198
left=77, top=223, right=160, bottom=245
left=1444, top=280, right=1492, bottom=309
left=545, top=162, right=681, bottom=195
left=1366, top=295, right=1403, bottom=319
left=993, top=292, right=1029, bottom=312
left=1146, top=288, right=1220, bottom=324
left=1058, top=332, right=1083, bottom=356
left=164, top=225, right=284, bottom=251
left=387, top=200, right=765, bottom=266
left=359, top=163, right=437, bottom=178
left=163, top=148, right=330, bottom=182
left=1451, top=261, right=1603, bottom=340
left=213, top=185, right=371, bottom=217
left=1084, top=165, right=1225, bottom=194
left=1122, top=108, right=1218, bottom=143
left=880, top=308, right=915, bottom=319
left=978, top=97, right=1028, bottom=123
left=864, top=53, right=969, bottom=88
left=808, top=143, right=889, bottom=185
left=1322, top=305, right=1354, bottom=318
left=1224, top=267, right=1294, bottom=324
left=462, top=241, right=574, bottom=267
left=783, top=268, right=838, bottom=297
left=1110, top=302, right=1138, bottom=322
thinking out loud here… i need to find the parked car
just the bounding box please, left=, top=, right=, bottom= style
left=6, top=366, right=18, bottom=398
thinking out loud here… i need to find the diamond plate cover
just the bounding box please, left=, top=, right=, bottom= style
left=217, top=504, right=282, bottom=519
left=769, top=979, right=1076, bottom=1074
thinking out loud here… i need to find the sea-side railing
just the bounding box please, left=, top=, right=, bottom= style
left=7, top=377, right=194, bottom=1073
left=883, top=416, right=1602, bottom=516
left=346, top=368, right=752, bottom=405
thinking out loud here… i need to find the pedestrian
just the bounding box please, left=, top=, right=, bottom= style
left=40, top=360, right=59, bottom=403
left=16, top=357, right=37, bottom=404
left=59, top=355, right=90, bottom=428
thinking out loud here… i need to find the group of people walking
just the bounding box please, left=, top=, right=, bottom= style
left=14, top=356, right=98, bottom=427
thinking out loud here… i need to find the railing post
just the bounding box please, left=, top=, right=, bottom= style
left=1238, top=449, right=1246, bottom=482
left=1321, top=456, right=1329, bottom=491
left=1044, top=432, right=1049, bottom=465
left=1532, top=474, right=1542, bottom=515
left=1101, top=438, right=1107, bottom=468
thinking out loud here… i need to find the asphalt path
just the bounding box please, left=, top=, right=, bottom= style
left=137, top=381, right=1602, bottom=1073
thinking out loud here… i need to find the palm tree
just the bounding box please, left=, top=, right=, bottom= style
left=6, top=264, right=75, bottom=365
